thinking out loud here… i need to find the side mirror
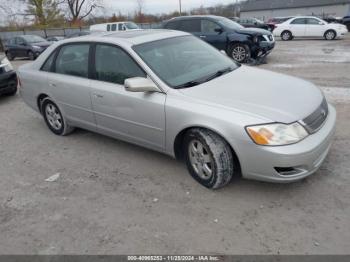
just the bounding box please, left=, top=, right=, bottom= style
left=220, top=50, right=228, bottom=56
left=124, top=77, right=160, bottom=93
left=214, top=28, right=223, bottom=34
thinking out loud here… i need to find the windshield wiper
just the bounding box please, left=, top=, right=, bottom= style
left=204, top=67, right=234, bottom=82
left=174, top=67, right=234, bottom=89
left=174, top=80, right=203, bottom=89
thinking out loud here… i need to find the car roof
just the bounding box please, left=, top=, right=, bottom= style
left=168, top=15, right=224, bottom=21
left=62, top=29, right=189, bottom=46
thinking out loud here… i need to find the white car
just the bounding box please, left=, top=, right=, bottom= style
left=90, top=21, right=139, bottom=32
left=273, top=16, right=348, bottom=40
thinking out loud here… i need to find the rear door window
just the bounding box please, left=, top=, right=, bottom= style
left=291, top=18, right=306, bottom=24
left=165, top=21, right=179, bottom=30
left=55, top=44, right=90, bottom=78
left=178, top=20, right=200, bottom=33
left=111, top=24, right=117, bottom=31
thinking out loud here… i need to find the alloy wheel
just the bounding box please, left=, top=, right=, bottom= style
left=232, top=46, right=247, bottom=62
left=188, top=139, right=214, bottom=180
left=325, top=31, right=335, bottom=40
left=45, top=103, right=62, bottom=131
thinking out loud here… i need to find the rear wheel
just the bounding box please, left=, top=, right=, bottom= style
left=324, top=30, right=336, bottom=40
left=41, top=99, right=74, bottom=136
left=229, top=43, right=251, bottom=63
left=281, top=30, right=292, bottom=41
left=184, top=128, right=238, bottom=189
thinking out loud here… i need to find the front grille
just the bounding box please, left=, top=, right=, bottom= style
left=301, top=98, right=328, bottom=134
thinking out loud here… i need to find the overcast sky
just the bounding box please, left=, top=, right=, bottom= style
left=102, top=0, right=237, bottom=16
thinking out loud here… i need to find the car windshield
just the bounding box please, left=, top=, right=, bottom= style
left=216, top=17, right=244, bottom=30
left=125, top=22, right=139, bottom=29
left=22, top=35, right=46, bottom=43
left=133, top=35, right=239, bottom=88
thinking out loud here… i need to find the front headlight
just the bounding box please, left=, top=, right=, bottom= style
left=0, top=57, right=14, bottom=72
left=246, top=122, right=308, bottom=146
left=32, top=45, right=42, bottom=50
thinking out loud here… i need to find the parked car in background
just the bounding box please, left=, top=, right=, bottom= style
left=322, top=16, right=343, bottom=24
left=18, top=30, right=336, bottom=189
left=66, top=31, right=91, bottom=38
left=90, top=21, right=139, bottom=32
left=0, top=55, right=17, bottom=96
left=163, top=15, right=275, bottom=63
left=267, top=16, right=294, bottom=31
left=273, top=16, right=348, bottom=40
left=5, top=35, right=52, bottom=60
left=343, top=15, right=350, bottom=31
left=233, top=17, right=273, bottom=31
left=47, top=36, right=65, bottom=42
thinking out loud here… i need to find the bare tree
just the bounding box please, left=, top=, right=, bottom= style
left=135, top=0, right=145, bottom=23
left=26, top=0, right=62, bottom=25
left=64, top=0, right=101, bottom=25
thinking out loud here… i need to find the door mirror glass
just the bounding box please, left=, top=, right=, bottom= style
left=124, top=77, right=160, bottom=93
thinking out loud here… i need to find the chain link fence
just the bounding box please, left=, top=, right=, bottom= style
left=0, top=23, right=162, bottom=52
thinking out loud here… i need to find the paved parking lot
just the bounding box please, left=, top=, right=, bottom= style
left=0, top=35, right=350, bottom=255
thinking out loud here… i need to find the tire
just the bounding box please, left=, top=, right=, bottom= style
left=28, top=51, right=35, bottom=60
left=184, top=128, right=238, bottom=189
left=6, top=51, right=14, bottom=61
left=281, top=30, right=292, bottom=41
left=229, top=43, right=251, bottom=63
left=5, top=80, right=17, bottom=96
left=41, top=98, right=74, bottom=136
left=324, top=30, right=336, bottom=40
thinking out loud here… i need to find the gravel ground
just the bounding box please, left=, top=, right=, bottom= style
left=0, top=35, right=350, bottom=255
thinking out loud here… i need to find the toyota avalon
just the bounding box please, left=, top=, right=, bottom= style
left=18, top=30, right=336, bottom=189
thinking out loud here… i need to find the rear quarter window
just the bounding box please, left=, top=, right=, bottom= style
left=165, top=21, right=179, bottom=30
left=178, top=20, right=201, bottom=33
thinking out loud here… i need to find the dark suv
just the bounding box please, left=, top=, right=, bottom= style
left=5, top=35, right=51, bottom=61
left=163, top=15, right=275, bottom=63
left=0, top=55, right=17, bottom=96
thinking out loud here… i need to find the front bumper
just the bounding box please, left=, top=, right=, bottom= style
left=237, top=104, right=336, bottom=183
left=0, top=70, right=17, bottom=95
left=252, top=41, right=275, bottom=58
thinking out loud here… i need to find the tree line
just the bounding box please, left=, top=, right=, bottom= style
left=0, top=0, right=242, bottom=30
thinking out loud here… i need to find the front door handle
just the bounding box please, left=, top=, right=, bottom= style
left=93, top=93, right=104, bottom=98
left=199, top=35, right=206, bottom=38
left=49, top=82, right=56, bottom=87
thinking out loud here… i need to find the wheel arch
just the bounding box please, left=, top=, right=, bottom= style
left=37, top=93, right=49, bottom=114
left=173, top=125, right=242, bottom=174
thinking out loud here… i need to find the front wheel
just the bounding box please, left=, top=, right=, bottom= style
left=281, top=30, right=292, bottom=41
left=41, top=99, right=74, bottom=136
left=229, top=43, right=251, bottom=63
left=184, top=128, right=238, bottom=189
left=6, top=51, right=15, bottom=61
left=324, top=30, right=336, bottom=40
left=28, top=51, right=35, bottom=60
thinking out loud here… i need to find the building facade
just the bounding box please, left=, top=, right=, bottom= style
left=240, top=0, right=350, bottom=21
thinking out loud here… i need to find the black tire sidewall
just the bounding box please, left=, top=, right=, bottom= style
left=28, top=51, right=35, bottom=60
left=5, top=80, right=17, bottom=96
left=184, top=131, right=219, bottom=188
left=42, top=99, right=65, bottom=135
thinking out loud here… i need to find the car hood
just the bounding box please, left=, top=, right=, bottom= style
left=31, top=41, right=51, bottom=47
left=236, top=27, right=271, bottom=35
left=179, top=66, right=324, bottom=123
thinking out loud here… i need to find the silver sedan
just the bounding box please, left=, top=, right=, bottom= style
left=18, top=30, right=336, bottom=189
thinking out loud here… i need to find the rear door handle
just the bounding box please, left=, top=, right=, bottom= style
left=49, top=82, right=56, bottom=87
left=93, top=93, right=104, bottom=98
